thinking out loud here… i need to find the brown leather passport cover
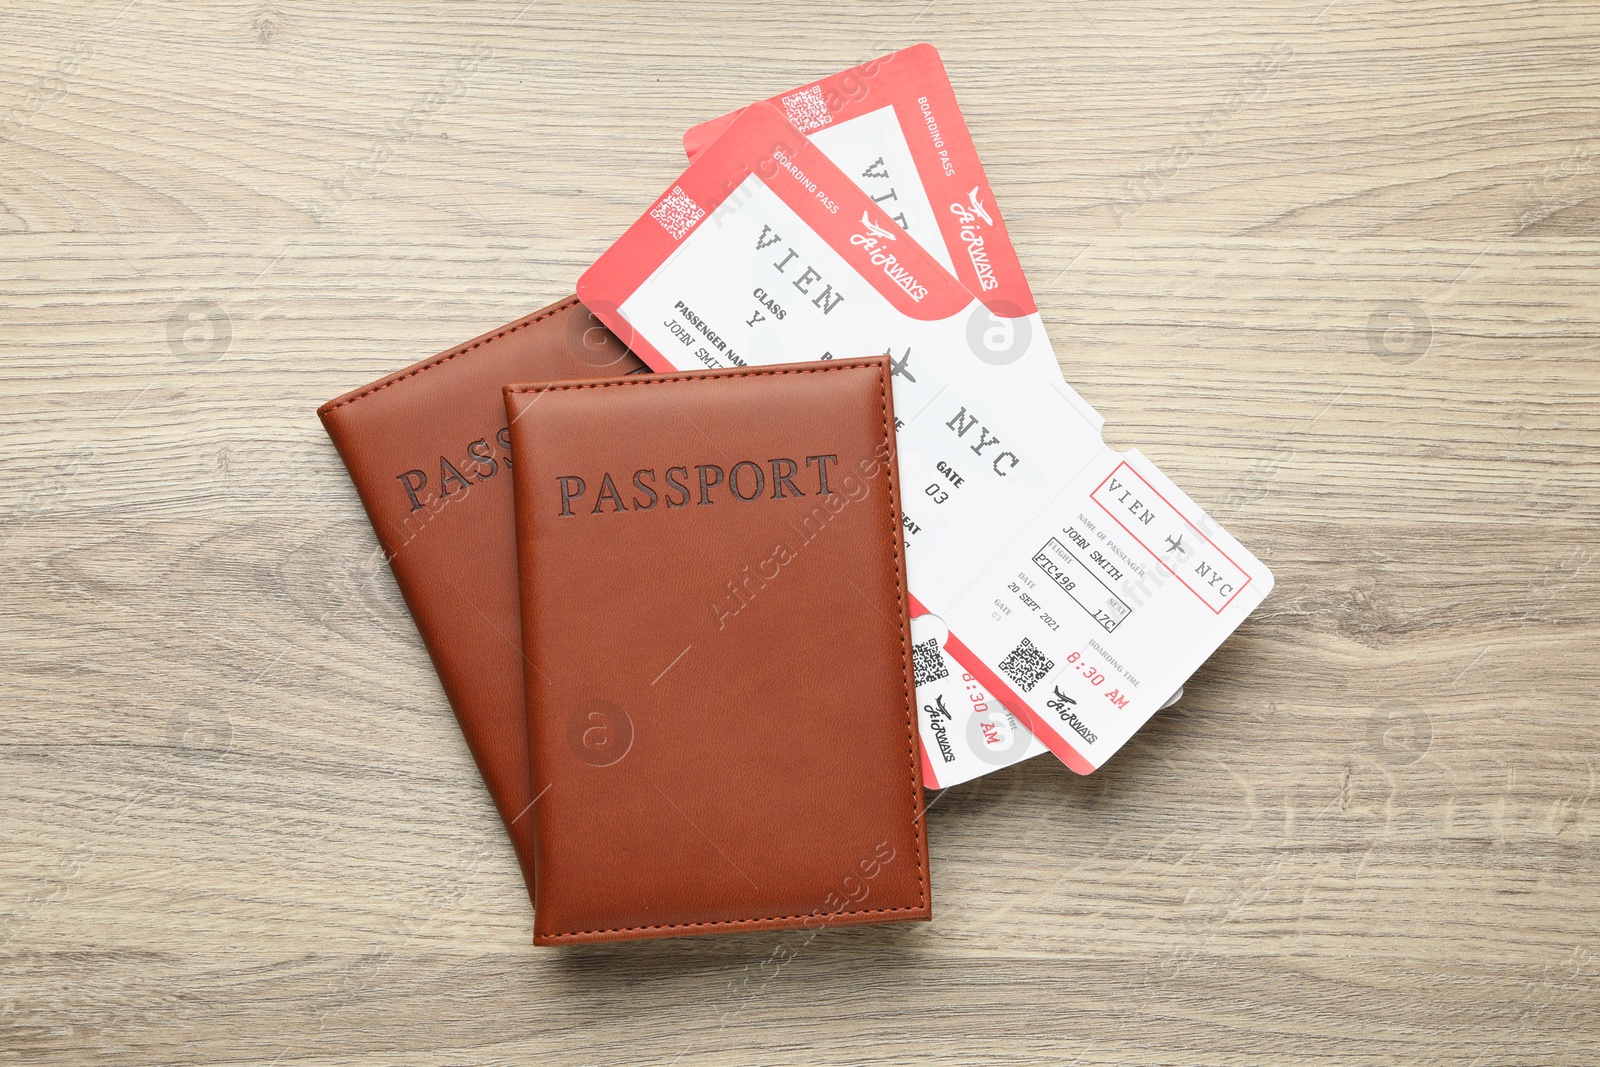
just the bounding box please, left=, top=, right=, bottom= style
left=504, top=356, right=931, bottom=945
left=317, top=296, right=644, bottom=900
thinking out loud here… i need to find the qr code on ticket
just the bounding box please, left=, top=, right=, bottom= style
left=911, top=637, right=948, bottom=688
left=781, top=85, right=833, bottom=133
left=999, top=637, right=1054, bottom=693
left=649, top=185, right=705, bottom=240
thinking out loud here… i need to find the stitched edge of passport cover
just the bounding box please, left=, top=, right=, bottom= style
left=506, top=357, right=929, bottom=942
left=320, top=297, right=582, bottom=416
left=316, top=296, right=639, bottom=903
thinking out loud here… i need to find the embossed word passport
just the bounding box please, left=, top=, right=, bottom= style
left=318, top=296, right=644, bottom=899
left=503, top=356, right=931, bottom=944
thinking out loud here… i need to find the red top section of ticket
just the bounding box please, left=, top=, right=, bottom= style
left=683, top=44, right=1038, bottom=319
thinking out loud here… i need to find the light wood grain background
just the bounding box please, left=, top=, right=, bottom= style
left=3, top=2, right=1596, bottom=1064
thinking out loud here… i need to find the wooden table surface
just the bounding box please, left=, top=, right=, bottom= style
left=4, top=2, right=1596, bottom=1064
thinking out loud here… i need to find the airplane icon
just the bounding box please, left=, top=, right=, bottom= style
left=1165, top=533, right=1185, bottom=554
left=965, top=186, right=994, bottom=226
left=859, top=211, right=900, bottom=242
left=889, top=348, right=915, bottom=382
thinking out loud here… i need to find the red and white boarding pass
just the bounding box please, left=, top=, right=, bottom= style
left=689, top=45, right=1188, bottom=785
left=684, top=44, right=1099, bottom=424
left=578, top=102, right=1273, bottom=775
